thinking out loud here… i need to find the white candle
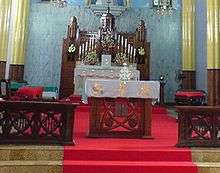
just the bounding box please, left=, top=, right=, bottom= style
left=89, top=37, right=92, bottom=51
left=79, top=45, right=81, bottom=55
left=82, top=43, right=85, bottom=55
left=76, top=28, right=79, bottom=40
left=128, top=44, right=130, bottom=54
left=125, top=39, right=127, bottom=48
left=85, top=41, right=88, bottom=51
left=121, top=36, right=124, bottom=46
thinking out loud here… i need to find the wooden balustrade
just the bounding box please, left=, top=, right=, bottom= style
left=0, top=101, right=78, bottom=145
left=176, top=106, right=220, bottom=147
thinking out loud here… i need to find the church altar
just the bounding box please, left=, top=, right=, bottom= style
left=85, top=79, right=160, bottom=139
left=74, top=64, right=140, bottom=95
left=85, top=79, right=159, bottom=99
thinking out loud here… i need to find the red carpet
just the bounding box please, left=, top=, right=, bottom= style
left=63, top=105, right=198, bottom=173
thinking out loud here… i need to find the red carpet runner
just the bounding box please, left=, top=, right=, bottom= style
left=63, top=106, right=198, bottom=173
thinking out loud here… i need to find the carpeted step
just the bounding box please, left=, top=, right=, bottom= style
left=75, top=105, right=168, bottom=113
left=63, top=160, right=197, bottom=173
left=64, top=149, right=192, bottom=162
left=152, top=106, right=167, bottom=114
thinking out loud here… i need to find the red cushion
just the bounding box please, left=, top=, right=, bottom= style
left=16, top=86, right=43, bottom=100
left=175, top=91, right=205, bottom=97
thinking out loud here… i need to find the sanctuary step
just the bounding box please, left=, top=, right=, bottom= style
left=0, top=146, right=219, bottom=173
left=64, top=160, right=197, bottom=173
left=0, top=145, right=63, bottom=173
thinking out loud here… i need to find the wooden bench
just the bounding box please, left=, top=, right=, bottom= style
left=176, top=106, right=220, bottom=147
left=0, top=101, right=78, bottom=145
left=175, top=90, right=206, bottom=105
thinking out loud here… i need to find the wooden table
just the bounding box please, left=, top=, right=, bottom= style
left=88, top=97, right=153, bottom=139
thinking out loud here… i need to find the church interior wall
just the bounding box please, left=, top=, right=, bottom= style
left=24, top=0, right=182, bottom=102
left=195, top=0, right=207, bottom=92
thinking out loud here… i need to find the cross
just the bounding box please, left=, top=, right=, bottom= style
left=107, top=0, right=111, bottom=13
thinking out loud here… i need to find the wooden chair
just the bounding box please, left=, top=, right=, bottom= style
left=0, top=79, right=10, bottom=99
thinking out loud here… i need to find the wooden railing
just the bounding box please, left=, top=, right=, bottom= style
left=0, top=101, right=78, bottom=145
left=176, top=106, right=220, bottom=147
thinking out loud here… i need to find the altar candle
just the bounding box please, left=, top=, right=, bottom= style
left=85, top=41, right=88, bottom=51
left=131, top=46, right=134, bottom=58
left=79, top=45, right=81, bottom=55
left=128, top=44, right=130, bottom=55
left=89, top=37, right=92, bottom=51
left=121, top=36, right=124, bottom=46
left=125, top=39, right=127, bottom=48
left=133, top=48, right=136, bottom=63
left=82, top=43, right=85, bottom=57
left=76, top=28, right=79, bottom=40
left=118, top=35, right=120, bottom=50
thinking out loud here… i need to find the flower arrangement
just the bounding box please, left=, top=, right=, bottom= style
left=115, top=52, right=127, bottom=66
left=101, top=34, right=115, bottom=48
left=119, top=63, right=132, bottom=82
left=138, top=47, right=145, bottom=55
left=84, top=51, right=97, bottom=65
left=68, top=43, right=76, bottom=54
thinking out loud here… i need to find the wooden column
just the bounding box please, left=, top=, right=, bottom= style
left=0, top=61, right=6, bottom=79
left=9, top=64, right=24, bottom=81
left=59, top=16, right=78, bottom=98
left=182, top=71, right=196, bottom=89
left=181, top=0, right=196, bottom=89
left=207, top=0, right=220, bottom=105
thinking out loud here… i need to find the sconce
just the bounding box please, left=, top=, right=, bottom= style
left=50, top=0, right=67, bottom=8
left=152, top=0, right=174, bottom=15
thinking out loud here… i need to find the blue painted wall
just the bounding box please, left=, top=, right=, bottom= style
left=25, top=0, right=181, bottom=102
left=196, top=0, right=207, bottom=92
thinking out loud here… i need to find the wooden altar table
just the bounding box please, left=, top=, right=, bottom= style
left=85, top=79, right=160, bottom=138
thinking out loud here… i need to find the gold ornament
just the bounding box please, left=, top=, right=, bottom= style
left=119, top=81, right=127, bottom=97
left=138, top=84, right=150, bottom=97
left=91, top=83, right=103, bottom=96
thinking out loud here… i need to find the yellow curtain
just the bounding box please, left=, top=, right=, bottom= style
left=207, top=0, right=220, bottom=69
left=182, top=0, right=196, bottom=71
left=11, top=0, right=30, bottom=65
left=0, top=0, right=11, bottom=62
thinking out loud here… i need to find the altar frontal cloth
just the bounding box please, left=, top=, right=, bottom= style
left=85, top=79, right=160, bottom=100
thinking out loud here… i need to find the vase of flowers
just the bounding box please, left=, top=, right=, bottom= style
left=115, top=52, right=127, bottom=66
left=67, top=43, right=76, bottom=59
left=84, top=51, right=97, bottom=65
left=138, top=47, right=145, bottom=56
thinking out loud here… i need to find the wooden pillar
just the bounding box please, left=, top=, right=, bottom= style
left=182, top=0, right=196, bottom=89
left=207, top=0, right=220, bottom=105
left=9, top=64, right=24, bottom=81
left=0, top=61, right=6, bottom=79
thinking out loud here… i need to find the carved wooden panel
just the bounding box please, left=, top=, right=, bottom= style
left=176, top=106, right=220, bottom=147
left=0, top=101, right=77, bottom=145
left=59, top=38, right=76, bottom=99
left=89, top=97, right=152, bottom=138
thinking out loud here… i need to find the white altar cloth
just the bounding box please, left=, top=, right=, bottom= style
left=85, top=79, right=160, bottom=100
left=74, top=65, right=140, bottom=95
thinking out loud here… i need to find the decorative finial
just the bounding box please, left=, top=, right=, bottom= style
left=107, top=0, right=111, bottom=13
